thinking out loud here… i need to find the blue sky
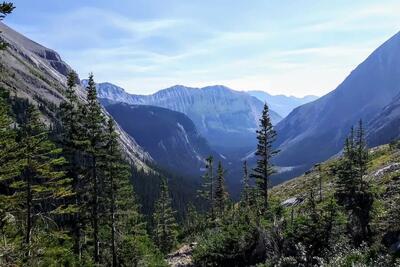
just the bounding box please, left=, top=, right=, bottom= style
left=5, top=0, right=400, bottom=97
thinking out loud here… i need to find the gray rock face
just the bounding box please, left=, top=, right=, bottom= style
left=274, top=31, right=400, bottom=170
left=0, top=22, right=152, bottom=171
left=91, top=82, right=282, bottom=149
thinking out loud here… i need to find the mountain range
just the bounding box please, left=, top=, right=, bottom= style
left=86, top=82, right=282, bottom=151
left=248, top=90, right=318, bottom=117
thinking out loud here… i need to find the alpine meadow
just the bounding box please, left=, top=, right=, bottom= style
left=2, top=1, right=400, bottom=266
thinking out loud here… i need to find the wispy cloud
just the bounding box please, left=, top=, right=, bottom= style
left=7, top=0, right=400, bottom=97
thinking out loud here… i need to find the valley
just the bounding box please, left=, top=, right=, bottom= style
left=1, top=1, right=400, bottom=266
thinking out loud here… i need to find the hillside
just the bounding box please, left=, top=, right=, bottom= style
left=274, top=31, right=400, bottom=176
left=0, top=22, right=152, bottom=171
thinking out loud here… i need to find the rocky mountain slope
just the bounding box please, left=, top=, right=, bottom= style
left=274, top=31, right=400, bottom=174
left=367, top=93, right=400, bottom=147
left=90, top=82, right=282, bottom=150
left=103, top=102, right=220, bottom=177
left=0, top=22, right=152, bottom=171
left=248, top=90, right=318, bottom=117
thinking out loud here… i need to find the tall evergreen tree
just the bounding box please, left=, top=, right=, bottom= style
left=153, top=179, right=178, bottom=254
left=101, top=118, right=142, bottom=266
left=14, top=105, right=72, bottom=260
left=82, top=73, right=105, bottom=263
left=59, top=71, right=84, bottom=258
left=214, top=161, right=228, bottom=216
left=251, top=103, right=278, bottom=214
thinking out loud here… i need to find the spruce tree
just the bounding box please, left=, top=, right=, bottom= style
left=240, top=161, right=251, bottom=208
left=0, top=89, right=21, bottom=182
left=101, top=118, right=137, bottom=266
left=335, top=121, right=373, bottom=246
left=214, top=161, right=228, bottom=216
left=59, top=71, right=83, bottom=257
left=153, top=179, right=178, bottom=254
left=82, top=73, right=105, bottom=263
left=198, top=156, right=215, bottom=219
left=251, top=103, right=278, bottom=214
left=14, top=105, right=72, bottom=260
left=0, top=2, right=14, bottom=50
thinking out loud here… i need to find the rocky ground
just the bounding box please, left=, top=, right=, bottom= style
left=166, top=243, right=197, bottom=267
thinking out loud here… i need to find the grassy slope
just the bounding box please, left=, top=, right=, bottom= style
left=271, top=144, right=400, bottom=224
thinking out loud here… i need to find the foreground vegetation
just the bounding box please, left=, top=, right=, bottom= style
left=184, top=121, right=400, bottom=266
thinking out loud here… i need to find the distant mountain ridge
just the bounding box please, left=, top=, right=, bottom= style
left=87, top=82, right=282, bottom=150
left=248, top=90, right=318, bottom=117
left=274, top=30, right=400, bottom=174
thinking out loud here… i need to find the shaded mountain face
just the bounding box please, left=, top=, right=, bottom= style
left=103, top=102, right=219, bottom=177
left=248, top=90, right=318, bottom=117
left=367, top=93, right=400, bottom=147
left=274, top=31, right=400, bottom=172
left=90, top=83, right=282, bottom=150
left=0, top=22, right=152, bottom=171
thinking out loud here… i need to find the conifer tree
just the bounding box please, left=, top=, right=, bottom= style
left=214, top=161, right=228, bottom=216
left=101, top=118, right=136, bottom=266
left=0, top=89, right=21, bottom=182
left=335, top=121, right=373, bottom=246
left=14, top=105, right=72, bottom=259
left=198, top=156, right=215, bottom=219
left=82, top=73, right=105, bottom=263
left=240, top=161, right=251, bottom=208
left=59, top=71, right=83, bottom=257
left=153, top=179, right=178, bottom=254
left=251, top=103, right=278, bottom=214
left=0, top=2, right=14, bottom=50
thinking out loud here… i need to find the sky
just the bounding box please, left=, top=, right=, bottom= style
left=5, top=1, right=400, bottom=97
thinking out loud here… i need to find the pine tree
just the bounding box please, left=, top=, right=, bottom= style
left=251, top=103, right=278, bottom=214
left=240, top=161, right=251, bottom=208
left=335, top=121, right=373, bottom=246
left=14, top=105, right=72, bottom=260
left=214, top=161, right=228, bottom=216
left=0, top=89, right=21, bottom=182
left=101, top=118, right=134, bottom=266
left=153, top=179, right=178, bottom=254
left=82, top=73, right=105, bottom=263
left=198, top=156, right=215, bottom=219
left=0, top=2, right=15, bottom=50
left=59, top=71, right=84, bottom=258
